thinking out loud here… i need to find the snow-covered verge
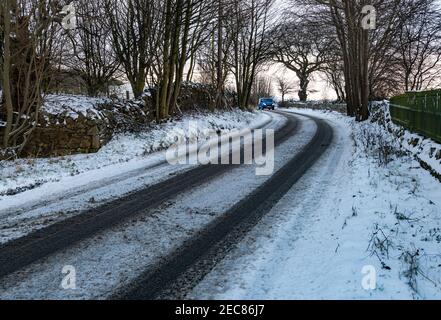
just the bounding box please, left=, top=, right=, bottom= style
left=0, top=109, right=264, bottom=202
left=190, top=108, right=441, bottom=300
left=284, top=100, right=347, bottom=114
left=370, top=101, right=441, bottom=181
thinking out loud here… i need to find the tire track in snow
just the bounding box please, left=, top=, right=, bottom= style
left=115, top=112, right=333, bottom=300
left=0, top=112, right=297, bottom=280
left=0, top=115, right=276, bottom=221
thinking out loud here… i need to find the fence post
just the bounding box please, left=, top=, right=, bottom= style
left=437, top=93, right=439, bottom=111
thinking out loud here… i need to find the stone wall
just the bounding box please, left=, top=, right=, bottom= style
left=23, top=115, right=107, bottom=157
left=1, top=83, right=235, bottom=158
left=21, top=99, right=150, bottom=157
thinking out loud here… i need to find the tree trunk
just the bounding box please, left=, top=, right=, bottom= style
left=298, top=75, right=309, bottom=102
left=157, top=0, right=173, bottom=120
left=358, top=28, right=370, bottom=121
left=132, top=73, right=146, bottom=99
left=170, top=0, right=191, bottom=114
left=2, top=0, right=13, bottom=148
left=215, top=0, right=224, bottom=110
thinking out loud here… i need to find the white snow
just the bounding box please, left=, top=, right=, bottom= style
left=0, top=112, right=316, bottom=299
left=2, top=107, right=440, bottom=300
left=42, top=94, right=110, bottom=119
left=373, top=101, right=441, bottom=177
left=189, top=108, right=441, bottom=300
left=0, top=109, right=269, bottom=244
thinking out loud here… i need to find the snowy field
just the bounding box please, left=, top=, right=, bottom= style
left=190, top=108, right=441, bottom=300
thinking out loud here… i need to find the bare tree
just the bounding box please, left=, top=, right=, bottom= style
left=299, top=0, right=411, bottom=120
left=66, top=0, right=120, bottom=97
left=231, top=0, right=275, bottom=109
left=0, top=9, right=4, bottom=92
left=104, top=0, right=160, bottom=98
left=1, top=0, right=60, bottom=155
left=275, top=76, right=295, bottom=104
left=322, top=0, right=371, bottom=120
left=251, top=75, right=273, bottom=105
left=215, top=0, right=225, bottom=109
left=270, top=17, right=331, bottom=102
left=366, top=0, right=424, bottom=99
left=197, top=0, right=236, bottom=107
left=323, top=63, right=346, bottom=103
left=321, top=44, right=346, bottom=102
left=396, top=0, right=441, bottom=92
left=155, top=0, right=216, bottom=120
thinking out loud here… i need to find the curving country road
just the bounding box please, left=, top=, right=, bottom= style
left=115, top=111, right=333, bottom=299
left=0, top=111, right=295, bottom=278
left=0, top=111, right=333, bottom=299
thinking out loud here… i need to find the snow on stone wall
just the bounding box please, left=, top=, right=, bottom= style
left=20, top=95, right=150, bottom=157
left=12, top=83, right=237, bottom=157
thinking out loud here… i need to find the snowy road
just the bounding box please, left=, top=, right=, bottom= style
left=189, top=109, right=441, bottom=300
left=118, top=112, right=332, bottom=299
left=0, top=111, right=295, bottom=278
left=0, top=111, right=273, bottom=244
left=2, top=108, right=437, bottom=300
left=0, top=110, right=331, bottom=299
